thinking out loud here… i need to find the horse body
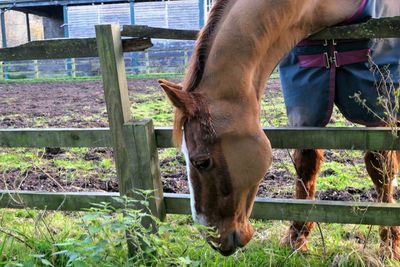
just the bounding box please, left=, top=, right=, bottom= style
left=160, top=0, right=399, bottom=258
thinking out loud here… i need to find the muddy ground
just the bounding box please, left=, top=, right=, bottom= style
left=0, top=78, right=398, bottom=201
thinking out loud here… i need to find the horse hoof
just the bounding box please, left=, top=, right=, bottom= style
left=379, top=245, right=400, bottom=261
left=280, top=235, right=308, bottom=252
left=293, top=238, right=309, bottom=252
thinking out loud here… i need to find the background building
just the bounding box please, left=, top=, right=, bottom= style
left=0, top=0, right=213, bottom=78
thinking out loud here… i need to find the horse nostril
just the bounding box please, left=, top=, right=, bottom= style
left=233, top=230, right=245, bottom=248
left=218, top=231, right=240, bottom=256
left=228, top=231, right=241, bottom=249
left=232, top=231, right=238, bottom=246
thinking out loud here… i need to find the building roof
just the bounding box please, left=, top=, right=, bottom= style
left=0, top=0, right=161, bottom=18
left=0, top=0, right=159, bottom=8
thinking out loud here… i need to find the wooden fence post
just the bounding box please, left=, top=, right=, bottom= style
left=145, top=51, right=150, bottom=74
left=3, top=61, right=8, bottom=80
left=95, top=24, right=165, bottom=255
left=71, top=58, right=76, bottom=78
left=184, top=48, right=189, bottom=69
left=127, top=119, right=165, bottom=220
left=34, top=60, right=39, bottom=79
left=0, top=61, right=3, bottom=80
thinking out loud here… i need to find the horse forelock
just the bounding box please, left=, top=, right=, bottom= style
left=172, top=93, right=216, bottom=149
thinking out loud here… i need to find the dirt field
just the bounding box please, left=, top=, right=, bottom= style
left=0, top=78, right=398, bottom=201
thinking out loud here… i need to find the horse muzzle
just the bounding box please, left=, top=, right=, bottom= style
left=208, top=223, right=254, bottom=256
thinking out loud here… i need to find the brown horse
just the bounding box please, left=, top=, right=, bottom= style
left=159, top=0, right=400, bottom=258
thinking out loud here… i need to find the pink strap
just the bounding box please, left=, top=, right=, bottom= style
left=336, top=49, right=370, bottom=65
left=298, top=49, right=370, bottom=68
left=298, top=54, right=325, bottom=68
left=297, top=39, right=368, bottom=46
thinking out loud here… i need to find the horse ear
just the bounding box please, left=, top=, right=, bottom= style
left=158, top=79, right=182, bottom=90
left=158, top=80, right=194, bottom=114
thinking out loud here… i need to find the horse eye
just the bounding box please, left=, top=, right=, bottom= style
left=192, top=158, right=212, bottom=171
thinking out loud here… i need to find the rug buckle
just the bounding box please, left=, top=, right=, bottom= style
left=324, top=51, right=339, bottom=69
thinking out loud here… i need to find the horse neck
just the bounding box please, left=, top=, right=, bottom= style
left=200, top=0, right=362, bottom=102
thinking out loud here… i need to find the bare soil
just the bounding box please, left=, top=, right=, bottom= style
left=0, top=78, right=398, bottom=201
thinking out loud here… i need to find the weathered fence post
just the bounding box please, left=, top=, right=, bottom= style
left=3, top=61, right=8, bottom=80
left=95, top=24, right=165, bottom=255
left=145, top=51, right=150, bottom=74
left=65, top=59, right=73, bottom=77
left=0, top=61, right=3, bottom=80
left=71, top=58, right=76, bottom=78
left=184, top=48, right=189, bottom=69
left=33, top=60, right=39, bottom=79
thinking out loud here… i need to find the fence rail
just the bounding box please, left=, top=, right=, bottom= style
left=2, top=17, right=399, bottom=79
left=3, top=47, right=191, bottom=79
left=0, top=191, right=399, bottom=226
left=2, top=127, right=400, bottom=150
left=0, top=38, right=153, bottom=61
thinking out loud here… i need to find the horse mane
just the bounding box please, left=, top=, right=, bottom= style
left=184, top=0, right=228, bottom=92
left=173, top=0, right=227, bottom=148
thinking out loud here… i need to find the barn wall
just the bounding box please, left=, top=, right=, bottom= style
left=68, top=4, right=131, bottom=38
left=67, top=0, right=200, bottom=38
left=134, top=0, right=199, bottom=29
left=43, top=17, right=64, bottom=39
left=4, top=1, right=205, bottom=79
left=1, top=10, right=43, bottom=47
left=66, top=1, right=199, bottom=76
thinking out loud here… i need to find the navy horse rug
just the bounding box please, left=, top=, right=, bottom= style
left=279, top=0, right=400, bottom=127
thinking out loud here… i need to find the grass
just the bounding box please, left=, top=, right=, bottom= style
left=0, top=206, right=397, bottom=266
left=131, top=93, right=174, bottom=126
left=0, top=76, right=398, bottom=266
left=318, top=161, right=372, bottom=191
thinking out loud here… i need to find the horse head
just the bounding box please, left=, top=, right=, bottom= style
left=159, top=79, right=272, bottom=255
left=158, top=0, right=363, bottom=256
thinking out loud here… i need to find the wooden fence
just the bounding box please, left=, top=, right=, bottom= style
left=0, top=17, right=400, bottom=243
left=1, top=47, right=193, bottom=79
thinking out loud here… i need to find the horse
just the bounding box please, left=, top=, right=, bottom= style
left=159, top=0, right=400, bottom=258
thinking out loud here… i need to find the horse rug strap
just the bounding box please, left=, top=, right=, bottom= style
left=298, top=49, right=371, bottom=69
left=278, top=0, right=400, bottom=127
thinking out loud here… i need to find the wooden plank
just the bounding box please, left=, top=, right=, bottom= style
left=0, top=190, right=121, bottom=211
left=129, top=121, right=166, bottom=220
left=164, top=194, right=400, bottom=226
left=154, top=127, right=400, bottom=150
left=265, top=127, right=400, bottom=150
left=0, top=37, right=152, bottom=61
left=96, top=24, right=165, bottom=226
left=96, top=25, right=165, bottom=220
left=122, top=16, right=400, bottom=41
left=2, top=15, right=398, bottom=62
left=0, top=128, right=112, bottom=148
left=1, top=127, right=400, bottom=150
left=310, top=16, right=400, bottom=40
left=2, top=191, right=397, bottom=226
left=121, top=25, right=198, bottom=40
left=96, top=24, right=138, bottom=196
left=1, top=10, right=6, bottom=49
left=155, top=127, right=174, bottom=148
left=96, top=25, right=166, bottom=255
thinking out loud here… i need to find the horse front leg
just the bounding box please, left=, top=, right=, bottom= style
left=365, top=150, right=400, bottom=260
left=282, top=149, right=324, bottom=252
